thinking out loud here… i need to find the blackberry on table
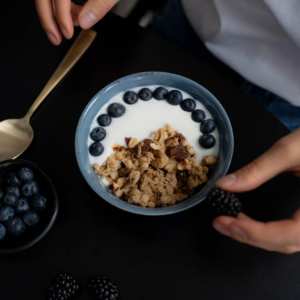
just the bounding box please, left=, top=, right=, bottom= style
left=88, top=275, right=119, bottom=300
left=46, top=273, right=79, bottom=300
left=206, top=188, right=242, bottom=217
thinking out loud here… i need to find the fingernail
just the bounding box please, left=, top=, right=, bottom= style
left=80, top=11, right=97, bottom=29
left=46, top=32, right=57, bottom=44
left=73, top=20, right=79, bottom=27
left=217, top=174, right=237, bottom=188
left=213, top=223, right=230, bottom=236
left=60, top=26, right=69, bottom=39
left=230, top=226, right=247, bottom=239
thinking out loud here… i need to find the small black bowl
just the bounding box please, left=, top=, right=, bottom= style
left=0, top=159, right=59, bottom=254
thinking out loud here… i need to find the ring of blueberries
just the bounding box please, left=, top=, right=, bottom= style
left=0, top=167, right=47, bottom=241
left=88, top=87, right=217, bottom=156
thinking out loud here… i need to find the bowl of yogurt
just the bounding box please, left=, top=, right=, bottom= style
left=75, top=72, right=233, bottom=216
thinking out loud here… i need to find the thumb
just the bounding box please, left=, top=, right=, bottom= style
left=216, top=140, right=291, bottom=192
left=78, top=0, right=119, bottom=29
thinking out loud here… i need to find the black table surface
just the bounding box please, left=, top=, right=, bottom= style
left=1, top=1, right=300, bottom=299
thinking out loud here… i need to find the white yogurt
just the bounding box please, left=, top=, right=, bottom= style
left=88, top=85, right=219, bottom=166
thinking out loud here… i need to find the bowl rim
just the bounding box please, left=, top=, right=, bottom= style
left=75, top=71, right=234, bottom=216
left=0, top=159, right=59, bottom=254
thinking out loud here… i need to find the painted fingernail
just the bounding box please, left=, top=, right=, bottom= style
left=80, top=11, right=97, bottom=29
left=230, top=226, right=247, bottom=239
left=213, top=223, right=230, bottom=236
left=46, top=32, right=57, bottom=44
left=217, top=174, right=237, bottom=188
left=60, top=26, right=69, bottom=39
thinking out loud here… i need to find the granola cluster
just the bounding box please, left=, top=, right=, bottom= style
left=93, top=124, right=217, bottom=208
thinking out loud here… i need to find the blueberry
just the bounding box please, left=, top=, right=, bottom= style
left=6, top=217, right=26, bottom=236
left=0, top=206, right=14, bottom=222
left=199, top=134, right=216, bottom=149
left=23, top=210, right=40, bottom=226
left=0, top=189, right=4, bottom=200
left=180, top=99, right=196, bottom=112
left=21, top=180, right=39, bottom=197
left=3, top=193, right=18, bottom=207
left=31, top=195, right=47, bottom=212
left=15, top=198, right=30, bottom=214
left=123, top=91, right=138, bottom=105
left=89, top=142, right=104, bottom=157
left=90, top=127, right=106, bottom=142
left=17, top=167, right=34, bottom=182
left=200, top=119, right=216, bottom=134
left=6, top=186, right=20, bottom=197
left=97, top=114, right=112, bottom=127
left=107, top=103, right=126, bottom=117
left=166, top=90, right=183, bottom=105
left=8, top=172, right=22, bottom=187
left=191, top=109, right=206, bottom=123
left=0, top=224, right=6, bottom=240
left=153, top=87, right=168, bottom=100
left=138, top=88, right=152, bottom=101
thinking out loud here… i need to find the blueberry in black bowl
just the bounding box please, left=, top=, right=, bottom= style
left=0, top=224, right=6, bottom=241
left=6, top=217, right=26, bottom=236
left=199, top=134, right=216, bottom=149
left=15, top=198, right=30, bottom=214
left=6, top=186, right=20, bottom=197
left=191, top=109, right=206, bottom=123
left=97, top=114, right=112, bottom=127
left=138, top=88, right=152, bottom=101
left=200, top=119, right=216, bottom=134
left=89, top=142, right=104, bottom=157
left=0, top=189, right=3, bottom=200
left=0, top=159, right=58, bottom=254
left=90, top=127, right=106, bottom=142
left=107, top=103, right=126, bottom=118
left=23, top=210, right=40, bottom=226
left=3, top=193, right=18, bottom=207
left=21, top=180, right=39, bottom=197
left=31, top=195, right=46, bottom=212
left=166, top=90, right=183, bottom=105
left=123, top=91, right=138, bottom=105
left=153, top=87, right=168, bottom=100
left=0, top=206, right=14, bottom=223
left=8, top=172, right=22, bottom=187
left=18, top=167, right=34, bottom=182
left=180, top=98, right=196, bottom=112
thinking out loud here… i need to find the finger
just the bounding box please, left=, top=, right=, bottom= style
left=217, top=128, right=300, bottom=192
left=78, top=0, right=119, bottom=29
left=71, top=2, right=82, bottom=26
left=217, top=145, right=290, bottom=193
left=35, top=0, right=62, bottom=45
left=214, top=215, right=300, bottom=253
left=53, top=0, right=74, bottom=39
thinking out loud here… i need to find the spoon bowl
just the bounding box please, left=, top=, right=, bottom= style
left=0, top=118, right=33, bottom=162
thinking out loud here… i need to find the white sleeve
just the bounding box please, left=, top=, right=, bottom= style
left=264, top=0, right=300, bottom=49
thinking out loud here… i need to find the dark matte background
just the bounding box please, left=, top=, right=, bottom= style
left=1, top=1, right=300, bottom=299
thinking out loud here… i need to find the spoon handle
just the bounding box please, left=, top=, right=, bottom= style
left=25, top=29, right=97, bottom=119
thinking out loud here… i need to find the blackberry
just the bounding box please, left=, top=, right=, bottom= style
left=88, top=275, right=119, bottom=300
left=206, top=188, right=242, bottom=217
left=46, top=273, right=79, bottom=300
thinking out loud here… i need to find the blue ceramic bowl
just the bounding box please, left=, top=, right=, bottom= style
left=75, top=72, right=233, bottom=216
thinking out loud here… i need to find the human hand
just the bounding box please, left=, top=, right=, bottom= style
left=35, top=0, right=119, bottom=45
left=213, top=127, right=300, bottom=253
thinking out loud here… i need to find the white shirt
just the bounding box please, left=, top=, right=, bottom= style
left=182, top=0, right=300, bottom=106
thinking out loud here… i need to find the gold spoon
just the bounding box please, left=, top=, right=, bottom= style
left=0, top=29, right=97, bottom=162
